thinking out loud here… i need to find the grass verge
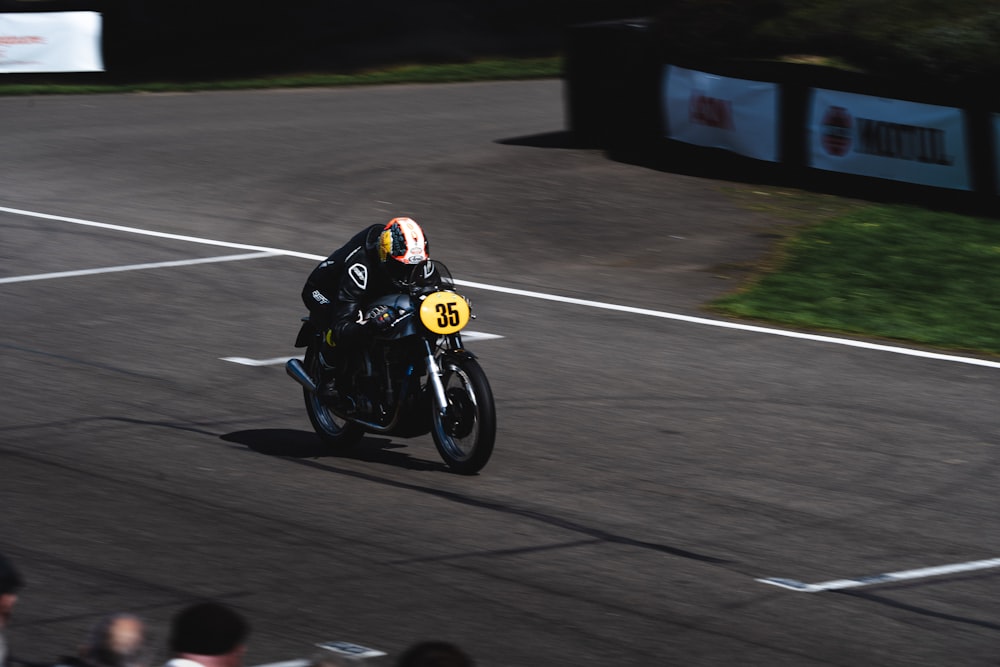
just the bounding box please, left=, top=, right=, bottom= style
left=0, top=57, right=563, bottom=95
left=710, top=196, right=1000, bottom=357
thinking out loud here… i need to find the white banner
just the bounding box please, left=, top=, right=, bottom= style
left=0, top=12, right=103, bottom=73
left=663, top=65, right=780, bottom=162
left=809, top=89, right=970, bottom=190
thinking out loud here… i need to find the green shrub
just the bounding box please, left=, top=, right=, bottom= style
left=888, top=9, right=1000, bottom=86
left=655, top=0, right=999, bottom=86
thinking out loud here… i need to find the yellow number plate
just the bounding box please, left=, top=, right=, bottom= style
left=419, top=292, right=471, bottom=335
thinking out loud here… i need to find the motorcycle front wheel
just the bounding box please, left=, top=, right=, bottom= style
left=430, top=354, right=496, bottom=474
left=303, top=345, right=365, bottom=448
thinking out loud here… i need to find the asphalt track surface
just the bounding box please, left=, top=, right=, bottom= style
left=2, top=80, right=999, bottom=666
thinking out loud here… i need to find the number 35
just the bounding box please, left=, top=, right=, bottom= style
left=436, top=301, right=460, bottom=327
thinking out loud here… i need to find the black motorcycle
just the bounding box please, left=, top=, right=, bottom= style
left=286, top=261, right=496, bottom=474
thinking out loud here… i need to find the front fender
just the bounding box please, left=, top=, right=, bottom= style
left=440, top=347, right=478, bottom=363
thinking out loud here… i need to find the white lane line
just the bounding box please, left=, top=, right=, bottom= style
left=453, top=279, right=1000, bottom=370
left=0, top=205, right=322, bottom=260
left=221, top=356, right=298, bottom=367
left=758, top=557, right=1000, bottom=593
left=3, top=205, right=998, bottom=370
left=0, top=251, right=280, bottom=284
left=220, top=332, right=503, bottom=366
left=461, top=331, right=504, bottom=341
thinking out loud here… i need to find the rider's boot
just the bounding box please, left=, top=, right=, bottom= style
left=319, top=333, right=357, bottom=415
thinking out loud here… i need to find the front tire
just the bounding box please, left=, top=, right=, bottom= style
left=303, top=345, right=364, bottom=448
left=430, top=354, right=496, bottom=474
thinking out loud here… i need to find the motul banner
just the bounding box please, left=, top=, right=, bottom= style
left=663, top=65, right=780, bottom=162
left=0, top=12, right=103, bottom=73
left=809, top=89, right=970, bottom=190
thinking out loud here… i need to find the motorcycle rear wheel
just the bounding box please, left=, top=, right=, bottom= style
left=303, top=345, right=365, bottom=448
left=431, top=354, right=496, bottom=474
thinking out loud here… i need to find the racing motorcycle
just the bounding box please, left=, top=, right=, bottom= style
left=285, top=260, right=496, bottom=474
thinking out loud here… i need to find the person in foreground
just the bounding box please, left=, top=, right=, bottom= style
left=163, top=602, right=249, bottom=667
left=396, top=641, right=473, bottom=667
left=300, top=216, right=430, bottom=406
left=56, top=613, right=148, bottom=667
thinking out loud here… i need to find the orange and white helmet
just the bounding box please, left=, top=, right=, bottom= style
left=378, top=217, right=429, bottom=266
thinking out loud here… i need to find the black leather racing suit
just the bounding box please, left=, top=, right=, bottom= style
left=300, top=224, right=401, bottom=345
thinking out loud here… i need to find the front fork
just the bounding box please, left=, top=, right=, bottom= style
left=424, top=338, right=450, bottom=416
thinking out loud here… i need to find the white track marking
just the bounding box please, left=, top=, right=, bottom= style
left=758, top=557, right=1000, bottom=592
left=251, top=639, right=388, bottom=666
left=0, top=205, right=322, bottom=259
left=461, top=331, right=504, bottom=341
left=221, top=356, right=299, bottom=367
left=0, top=251, right=279, bottom=284
left=3, top=205, right=999, bottom=369
left=315, top=641, right=387, bottom=659
left=453, top=279, right=1000, bottom=370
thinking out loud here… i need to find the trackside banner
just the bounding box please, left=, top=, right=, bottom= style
left=663, top=65, right=780, bottom=162
left=809, top=89, right=970, bottom=190
left=0, top=12, right=103, bottom=73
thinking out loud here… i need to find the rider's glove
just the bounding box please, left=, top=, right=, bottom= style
left=365, top=304, right=397, bottom=332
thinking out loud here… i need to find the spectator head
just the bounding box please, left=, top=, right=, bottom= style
left=169, top=602, right=249, bottom=667
left=0, top=553, right=23, bottom=629
left=396, top=641, right=473, bottom=667
left=82, top=613, right=148, bottom=667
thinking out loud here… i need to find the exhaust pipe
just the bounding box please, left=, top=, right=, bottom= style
left=285, top=358, right=317, bottom=393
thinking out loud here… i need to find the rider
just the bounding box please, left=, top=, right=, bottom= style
left=300, top=217, right=430, bottom=396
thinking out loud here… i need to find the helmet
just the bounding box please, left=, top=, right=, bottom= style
left=378, top=218, right=429, bottom=278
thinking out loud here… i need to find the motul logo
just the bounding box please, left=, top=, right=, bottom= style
left=857, top=119, right=953, bottom=165
left=821, top=106, right=853, bottom=157
left=820, top=106, right=953, bottom=165
left=689, top=92, right=734, bottom=130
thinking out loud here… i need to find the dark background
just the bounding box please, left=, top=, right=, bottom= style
left=0, top=0, right=667, bottom=78
left=3, top=0, right=997, bottom=90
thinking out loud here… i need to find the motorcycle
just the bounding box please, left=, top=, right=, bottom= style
left=285, top=260, right=496, bottom=474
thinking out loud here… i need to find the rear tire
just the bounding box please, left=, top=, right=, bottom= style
left=303, top=345, right=365, bottom=448
left=430, top=354, right=496, bottom=474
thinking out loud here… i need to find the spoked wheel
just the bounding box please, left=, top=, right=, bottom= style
left=303, top=345, right=364, bottom=448
left=430, top=354, right=496, bottom=474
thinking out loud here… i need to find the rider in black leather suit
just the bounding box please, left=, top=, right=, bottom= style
left=300, top=217, right=430, bottom=396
